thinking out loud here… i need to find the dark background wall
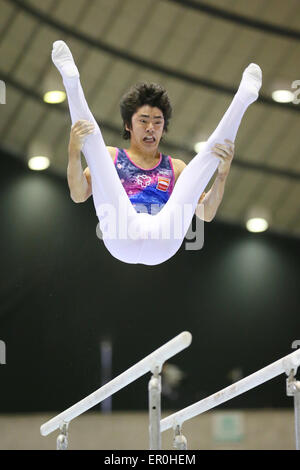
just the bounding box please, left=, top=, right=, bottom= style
left=0, top=149, right=299, bottom=413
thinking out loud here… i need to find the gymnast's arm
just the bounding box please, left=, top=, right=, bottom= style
left=174, top=140, right=234, bottom=222
left=173, top=159, right=209, bottom=222
left=81, top=148, right=116, bottom=201
left=67, top=119, right=116, bottom=203
left=68, top=148, right=116, bottom=203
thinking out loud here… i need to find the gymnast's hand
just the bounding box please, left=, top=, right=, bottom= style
left=69, top=120, right=95, bottom=151
left=212, top=139, right=234, bottom=178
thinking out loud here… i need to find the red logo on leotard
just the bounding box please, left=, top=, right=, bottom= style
left=157, top=177, right=170, bottom=192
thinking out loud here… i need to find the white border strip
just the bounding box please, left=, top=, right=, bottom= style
left=161, top=347, right=300, bottom=432
left=41, top=331, right=192, bottom=436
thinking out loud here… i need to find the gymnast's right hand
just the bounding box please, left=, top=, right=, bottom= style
left=69, top=120, right=95, bottom=151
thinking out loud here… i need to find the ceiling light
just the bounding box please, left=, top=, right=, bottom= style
left=194, top=141, right=206, bottom=153
left=28, top=156, right=50, bottom=171
left=44, top=91, right=66, bottom=104
left=271, top=90, right=294, bottom=103
left=246, top=217, right=269, bottom=233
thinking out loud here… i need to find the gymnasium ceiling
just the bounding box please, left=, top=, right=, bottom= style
left=1, top=0, right=300, bottom=238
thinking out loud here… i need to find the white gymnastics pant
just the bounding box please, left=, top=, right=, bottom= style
left=62, top=75, right=252, bottom=266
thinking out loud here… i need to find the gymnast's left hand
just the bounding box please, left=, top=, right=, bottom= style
left=212, top=139, right=234, bottom=177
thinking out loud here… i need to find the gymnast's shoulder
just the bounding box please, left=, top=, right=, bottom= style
left=170, top=158, right=186, bottom=183
left=170, top=158, right=205, bottom=202
left=171, top=158, right=186, bottom=171
left=83, top=147, right=117, bottom=179
left=106, top=146, right=118, bottom=159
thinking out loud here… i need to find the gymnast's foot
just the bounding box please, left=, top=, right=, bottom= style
left=237, top=63, right=262, bottom=105
left=51, top=40, right=79, bottom=79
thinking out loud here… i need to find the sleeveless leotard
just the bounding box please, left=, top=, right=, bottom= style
left=114, top=148, right=175, bottom=215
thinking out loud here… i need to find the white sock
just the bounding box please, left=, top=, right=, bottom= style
left=51, top=40, right=79, bottom=78
left=237, top=63, right=262, bottom=105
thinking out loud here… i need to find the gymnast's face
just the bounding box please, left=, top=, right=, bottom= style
left=126, top=105, right=165, bottom=151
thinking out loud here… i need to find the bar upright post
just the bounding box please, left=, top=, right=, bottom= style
left=286, top=369, right=300, bottom=450
left=173, top=424, right=187, bottom=450
left=56, top=422, right=69, bottom=450
left=149, top=366, right=161, bottom=450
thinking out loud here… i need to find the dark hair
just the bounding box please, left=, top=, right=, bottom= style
left=119, top=82, right=172, bottom=140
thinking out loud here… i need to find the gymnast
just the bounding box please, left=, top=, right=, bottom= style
left=52, top=40, right=262, bottom=266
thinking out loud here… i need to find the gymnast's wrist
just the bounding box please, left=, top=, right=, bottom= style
left=68, top=141, right=82, bottom=159
left=216, top=171, right=228, bottom=182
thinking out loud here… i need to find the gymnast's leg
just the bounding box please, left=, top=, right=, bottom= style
left=51, top=41, right=135, bottom=214
left=52, top=41, right=147, bottom=263
left=137, top=63, right=262, bottom=264
left=52, top=41, right=261, bottom=265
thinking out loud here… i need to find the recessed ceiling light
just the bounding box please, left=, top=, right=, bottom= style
left=246, top=217, right=269, bottom=233
left=271, top=90, right=294, bottom=103
left=44, top=91, right=66, bottom=104
left=28, top=156, right=50, bottom=171
left=194, top=141, right=206, bottom=153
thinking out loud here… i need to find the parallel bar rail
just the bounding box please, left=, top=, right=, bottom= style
left=161, top=347, right=300, bottom=432
left=41, top=331, right=192, bottom=437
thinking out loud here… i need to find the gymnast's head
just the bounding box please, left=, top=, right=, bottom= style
left=119, top=82, right=172, bottom=147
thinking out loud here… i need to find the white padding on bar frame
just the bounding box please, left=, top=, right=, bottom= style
left=160, top=347, right=300, bottom=432
left=41, top=331, right=192, bottom=436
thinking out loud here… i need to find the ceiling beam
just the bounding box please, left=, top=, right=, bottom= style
left=6, top=0, right=300, bottom=113
left=2, top=70, right=300, bottom=182
left=166, top=0, right=300, bottom=41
